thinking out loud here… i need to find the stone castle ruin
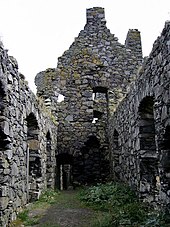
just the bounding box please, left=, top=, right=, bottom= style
left=0, top=7, right=170, bottom=226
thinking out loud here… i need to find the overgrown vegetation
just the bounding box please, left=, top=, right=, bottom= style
left=35, top=189, right=60, bottom=205
left=10, top=189, right=60, bottom=227
left=10, top=184, right=170, bottom=227
left=79, top=182, right=169, bottom=227
left=17, top=209, right=39, bottom=226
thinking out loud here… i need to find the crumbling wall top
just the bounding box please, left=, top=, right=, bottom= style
left=125, top=29, right=143, bottom=60
left=86, top=7, right=106, bottom=25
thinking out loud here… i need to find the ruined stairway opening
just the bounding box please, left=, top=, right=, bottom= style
left=161, top=125, right=170, bottom=200
left=0, top=128, right=9, bottom=210
left=26, top=113, right=41, bottom=202
left=138, top=96, right=156, bottom=152
left=0, top=81, right=6, bottom=149
left=138, top=96, right=158, bottom=201
left=0, top=81, right=9, bottom=209
left=113, top=129, right=121, bottom=180
left=0, top=81, right=5, bottom=115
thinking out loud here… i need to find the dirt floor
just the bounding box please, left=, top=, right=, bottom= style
left=27, top=190, right=105, bottom=227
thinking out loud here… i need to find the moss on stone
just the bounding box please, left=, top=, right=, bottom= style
left=60, top=71, right=68, bottom=78
left=130, top=32, right=140, bottom=39
left=73, top=73, right=80, bottom=79
left=92, top=58, right=103, bottom=65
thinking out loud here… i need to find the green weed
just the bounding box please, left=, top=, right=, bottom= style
left=79, top=182, right=150, bottom=226
left=79, top=182, right=136, bottom=210
left=17, top=209, right=29, bottom=222
left=17, top=209, right=39, bottom=226
left=37, top=189, right=60, bottom=203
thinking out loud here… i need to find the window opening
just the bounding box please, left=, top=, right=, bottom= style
left=92, top=87, right=108, bottom=123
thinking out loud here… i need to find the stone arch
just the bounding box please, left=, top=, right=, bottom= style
left=26, top=113, right=41, bottom=201
left=160, top=125, right=170, bottom=204
left=56, top=153, right=73, bottom=190
left=138, top=96, right=158, bottom=202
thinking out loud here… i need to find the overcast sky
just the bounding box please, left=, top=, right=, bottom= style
left=0, top=0, right=170, bottom=92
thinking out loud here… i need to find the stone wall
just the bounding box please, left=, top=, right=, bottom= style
left=36, top=7, right=142, bottom=186
left=0, top=42, right=58, bottom=226
left=1, top=6, right=170, bottom=225
left=109, top=21, right=170, bottom=211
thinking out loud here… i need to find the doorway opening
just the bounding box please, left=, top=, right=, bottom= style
left=56, top=153, right=73, bottom=190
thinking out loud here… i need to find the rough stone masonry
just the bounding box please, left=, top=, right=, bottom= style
left=0, top=6, right=170, bottom=226
left=36, top=7, right=142, bottom=187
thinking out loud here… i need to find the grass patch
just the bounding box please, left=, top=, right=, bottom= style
left=33, top=189, right=60, bottom=208
left=53, top=190, right=82, bottom=209
left=10, top=185, right=170, bottom=227
left=12, top=209, right=39, bottom=226
left=11, top=189, right=60, bottom=226
left=17, top=209, right=29, bottom=222
left=40, top=223, right=60, bottom=227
